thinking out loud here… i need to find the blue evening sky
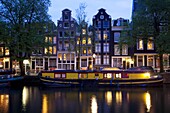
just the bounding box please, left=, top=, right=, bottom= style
left=48, top=0, right=133, bottom=24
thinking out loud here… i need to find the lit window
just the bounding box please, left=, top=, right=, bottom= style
left=5, top=47, right=9, bottom=55
left=49, top=46, right=52, bottom=54
left=45, top=37, right=48, bottom=42
left=137, top=38, right=143, bottom=50
left=82, top=38, right=86, bottom=44
left=44, top=48, right=48, bottom=54
left=53, top=46, right=56, bottom=54
left=114, top=45, right=120, bottom=55
left=53, top=37, right=56, bottom=44
left=0, top=47, right=4, bottom=56
left=115, top=73, right=121, bottom=78
left=64, top=54, right=66, bottom=60
left=49, top=37, right=52, bottom=43
left=104, top=73, right=112, bottom=78
left=103, top=31, right=109, bottom=40
left=147, top=37, right=154, bottom=50
left=88, top=38, right=91, bottom=44
left=77, top=38, right=80, bottom=44
left=88, top=48, right=92, bottom=54
left=82, top=29, right=86, bottom=35
left=83, top=48, right=86, bottom=54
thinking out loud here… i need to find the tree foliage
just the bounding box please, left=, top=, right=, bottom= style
left=131, top=0, right=170, bottom=72
left=0, top=0, right=51, bottom=75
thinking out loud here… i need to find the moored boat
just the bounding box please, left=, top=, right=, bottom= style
left=0, top=69, right=24, bottom=87
left=40, top=67, right=163, bottom=87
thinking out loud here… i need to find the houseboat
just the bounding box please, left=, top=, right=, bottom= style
left=40, top=67, right=163, bottom=87
left=0, top=69, right=24, bottom=87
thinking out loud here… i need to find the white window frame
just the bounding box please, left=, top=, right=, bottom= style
left=95, top=43, right=101, bottom=53
left=103, top=43, right=109, bottom=53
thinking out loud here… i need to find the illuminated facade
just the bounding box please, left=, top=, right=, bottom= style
left=76, top=21, right=93, bottom=70
left=57, top=9, right=77, bottom=70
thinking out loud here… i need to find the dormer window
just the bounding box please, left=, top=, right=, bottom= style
left=64, top=22, right=69, bottom=28
left=64, top=15, right=69, bottom=20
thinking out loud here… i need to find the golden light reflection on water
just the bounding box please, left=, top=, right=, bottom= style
left=42, top=94, right=48, bottom=113
left=91, top=95, right=98, bottom=113
left=105, top=91, right=112, bottom=106
left=144, top=92, right=151, bottom=112
left=0, top=94, right=9, bottom=113
left=22, top=87, right=28, bottom=108
left=116, top=91, right=122, bottom=105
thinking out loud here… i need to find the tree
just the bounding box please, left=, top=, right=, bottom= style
left=75, top=3, right=88, bottom=70
left=131, top=0, right=170, bottom=72
left=0, top=0, right=51, bottom=75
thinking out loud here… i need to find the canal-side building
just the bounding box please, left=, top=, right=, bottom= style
left=112, top=18, right=133, bottom=69
left=92, top=8, right=112, bottom=70
left=0, top=44, right=10, bottom=69
left=132, top=0, right=170, bottom=72
left=56, top=9, right=77, bottom=70
left=30, top=21, right=57, bottom=73
left=76, top=21, right=94, bottom=70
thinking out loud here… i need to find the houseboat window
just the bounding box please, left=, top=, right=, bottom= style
left=104, top=73, right=112, bottom=79
left=79, top=73, right=87, bottom=78
left=62, top=74, right=66, bottom=78
left=115, top=73, right=121, bottom=78
left=95, top=73, right=99, bottom=76
left=55, top=74, right=61, bottom=78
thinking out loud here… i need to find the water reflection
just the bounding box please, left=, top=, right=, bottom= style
left=0, top=93, right=9, bottom=113
left=115, top=91, right=122, bottom=105
left=0, top=86, right=170, bottom=113
left=144, top=92, right=151, bottom=112
left=42, top=94, right=48, bottom=113
left=22, top=87, right=29, bottom=110
left=105, top=91, right=112, bottom=106
left=91, top=95, right=98, bottom=113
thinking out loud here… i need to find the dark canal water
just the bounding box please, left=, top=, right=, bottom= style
left=0, top=85, right=170, bottom=113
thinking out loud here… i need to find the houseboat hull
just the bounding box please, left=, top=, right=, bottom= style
left=40, top=69, right=163, bottom=87
left=0, top=76, right=24, bottom=87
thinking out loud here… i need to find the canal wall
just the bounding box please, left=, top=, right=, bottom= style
left=161, top=72, right=170, bottom=84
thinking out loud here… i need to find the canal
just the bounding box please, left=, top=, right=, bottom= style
left=0, top=85, right=170, bottom=113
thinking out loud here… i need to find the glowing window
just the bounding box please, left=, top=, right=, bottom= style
left=147, top=37, right=154, bottom=50
left=115, top=73, right=121, bottom=78
left=82, top=38, right=86, bottom=44
left=137, top=38, right=143, bottom=50
left=88, top=38, right=91, bottom=44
